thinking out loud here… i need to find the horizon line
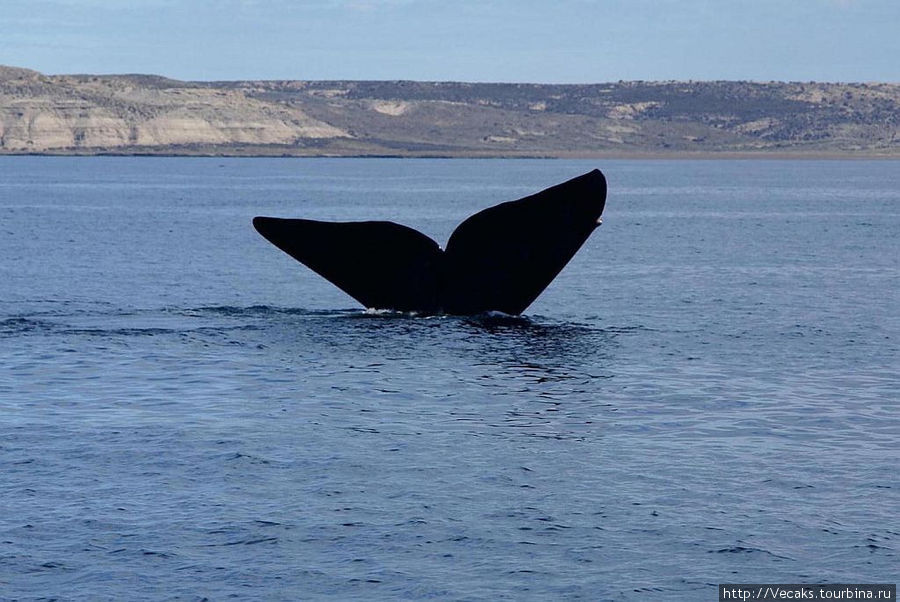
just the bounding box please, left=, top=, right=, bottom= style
left=3, top=64, right=898, bottom=87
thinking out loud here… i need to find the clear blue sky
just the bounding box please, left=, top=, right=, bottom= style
left=2, top=0, right=898, bottom=83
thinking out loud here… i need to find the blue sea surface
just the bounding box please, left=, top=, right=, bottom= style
left=1, top=157, right=898, bottom=600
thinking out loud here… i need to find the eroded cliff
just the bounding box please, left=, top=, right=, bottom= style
left=2, top=66, right=898, bottom=156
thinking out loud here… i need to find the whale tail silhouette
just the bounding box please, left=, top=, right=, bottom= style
left=253, top=169, right=606, bottom=315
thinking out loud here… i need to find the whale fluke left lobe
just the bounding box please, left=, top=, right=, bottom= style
left=252, top=217, right=443, bottom=312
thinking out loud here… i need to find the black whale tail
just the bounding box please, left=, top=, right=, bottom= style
left=253, top=169, right=606, bottom=315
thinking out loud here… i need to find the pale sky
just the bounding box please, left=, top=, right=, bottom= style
left=1, top=0, right=898, bottom=83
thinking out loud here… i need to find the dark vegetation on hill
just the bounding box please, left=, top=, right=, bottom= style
left=2, top=65, right=897, bottom=156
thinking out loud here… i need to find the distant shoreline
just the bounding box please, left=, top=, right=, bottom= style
left=2, top=150, right=899, bottom=160
left=3, top=66, right=899, bottom=158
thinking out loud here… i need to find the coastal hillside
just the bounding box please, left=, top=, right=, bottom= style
left=1, top=65, right=898, bottom=156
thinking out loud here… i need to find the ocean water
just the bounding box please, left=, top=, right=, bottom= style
left=0, top=157, right=897, bottom=600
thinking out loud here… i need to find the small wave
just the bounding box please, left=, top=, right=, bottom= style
left=601, top=324, right=657, bottom=334
left=184, top=305, right=359, bottom=318
left=209, top=537, right=278, bottom=547
left=355, top=309, right=533, bottom=324
left=62, top=327, right=179, bottom=337
left=361, top=307, right=430, bottom=318
left=465, top=312, right=533, bottom=327
left=175, top=305, right=612, bottom=334
left=0, top=317, right=58, bottom=336
left=710, top=546, right=793, bottom=560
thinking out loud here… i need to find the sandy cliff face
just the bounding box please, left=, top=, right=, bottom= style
left=0, top=68, right=348, bottom=151
left=2, top=66, right=899, bottom=156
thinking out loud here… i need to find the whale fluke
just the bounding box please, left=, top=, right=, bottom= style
left=253, top=169, right=606, bottom=315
